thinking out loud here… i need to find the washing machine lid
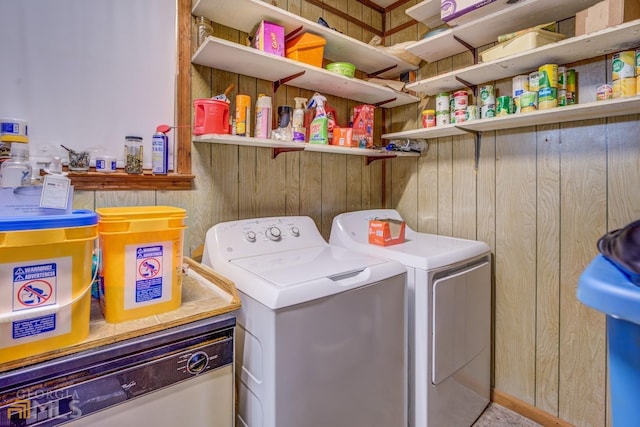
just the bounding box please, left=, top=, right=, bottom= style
left=226, top=245, right=405, bottom=309
left=330, top=209, right=490, bottom=270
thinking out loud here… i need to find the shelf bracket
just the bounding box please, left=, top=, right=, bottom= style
left=366, top=154, right=396, bottom=165
left=455, top=126, right=481, bottom=171
left=374, top=97, right=398, bottom=107
left=273, top=71, right=306, bottom=92
left=455, top=76, right=477, bottom=98
left=367, top=64, right=397, bottom=78
left=453, top=35, right=478, bottom=64
left=272, top=146, right=304, bottom=159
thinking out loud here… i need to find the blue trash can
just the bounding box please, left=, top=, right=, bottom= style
left=578, top=255, right=640, bottom=427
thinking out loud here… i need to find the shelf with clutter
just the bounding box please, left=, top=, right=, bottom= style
left=192, top=0, right=418, bottom=79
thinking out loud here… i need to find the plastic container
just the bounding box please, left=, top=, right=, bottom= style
left=193, top=99, right=230, bottom=135
left=0, top=210, right=98, bottom=364
left=578, top=255, right=640, bottom=427
left=326, top=62, right=356, bottom=78
left=285, top=32, right=326, bottom=67
left=480, top=30, right=567, bottom=62
left=96, top=206, right=187, bottom=323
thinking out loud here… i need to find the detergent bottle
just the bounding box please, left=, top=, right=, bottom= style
left=308, top=93, right=328, bottom=144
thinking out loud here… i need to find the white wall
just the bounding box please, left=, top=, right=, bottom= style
left=0, top=0, right=177, bottom=168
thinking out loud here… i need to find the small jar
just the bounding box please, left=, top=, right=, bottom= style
left=421, top=109, right=436, bottom=128
left=124, top=136, right=144, bottom=174
left=1, top=143, right=31, bottom=187
left=196, top=16, right=213, bottom=47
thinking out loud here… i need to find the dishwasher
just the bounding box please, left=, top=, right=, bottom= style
left=0, top=313, right=235, bottom=427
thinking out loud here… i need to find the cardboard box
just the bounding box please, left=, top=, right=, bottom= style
left=352, top=104, right=375, bottom=149
left=331, top=127, right=355, bottom=147
left=253, top=21, right=284, bottom=57
left=441, top=0, right=511, bottom=26
left=575, top=0, right=640, bottom=36
left=368, top=218, right=406, bottom=246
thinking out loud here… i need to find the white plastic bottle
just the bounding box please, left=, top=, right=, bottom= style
left=254, top=94, right=273, bottom=139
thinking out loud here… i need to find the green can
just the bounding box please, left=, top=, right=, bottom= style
left=496, top=96, right=513, bottom=116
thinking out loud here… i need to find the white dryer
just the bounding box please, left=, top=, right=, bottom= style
left=330, top=209, right=491, bottom=427
left=202, top=216, right=407, bottom=427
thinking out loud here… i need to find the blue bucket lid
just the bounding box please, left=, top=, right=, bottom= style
left=0, top=209, right=98, bottom=231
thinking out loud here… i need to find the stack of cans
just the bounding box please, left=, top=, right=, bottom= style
left=435, top=92, right=450, bottom=126
left=479, top=85, right=495, bottom=119
left=452, top=90, right=469, bottom=124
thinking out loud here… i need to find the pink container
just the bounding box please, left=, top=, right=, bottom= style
left=193, top=99, right=230, bottom=135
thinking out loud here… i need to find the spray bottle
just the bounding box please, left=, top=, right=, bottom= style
left=308, top=93, right=328, bottom=144
left=292, top=97, right=307, bottom=142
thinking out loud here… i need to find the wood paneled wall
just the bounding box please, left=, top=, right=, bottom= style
left=75, top=1, right=640, bottom=426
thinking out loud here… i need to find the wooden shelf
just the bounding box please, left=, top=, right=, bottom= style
left=405, top=0, right=443, bottom=29
left=408, top=20, right=640, bottom=96
left=67, top=171, right=194, bottom=191
left=192, top=0, right=417, bottom=79
left=193, top=134, right=419, bottom=163
left=192, top=36, right=419, bottom=109
left=405, top=0, right=602, bottom=64
left=382, top=96, right=640, bottom=140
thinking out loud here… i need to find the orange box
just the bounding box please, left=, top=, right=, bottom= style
left=331, top=127, right=355, bottom=147
left=368, top=218, right=406, bottom=246
left=575, top=0, right=640, bottom=36
left=285, top=32, right=326, bottom=67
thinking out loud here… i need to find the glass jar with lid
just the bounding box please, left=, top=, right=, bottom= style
left=195, top=16, right=213, bottom=47
left=124, top=136, right=143, bottom=174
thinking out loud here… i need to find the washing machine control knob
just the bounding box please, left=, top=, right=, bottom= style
left=266, top=226, right=281, bottom=241
left=290, top=226, right=300, bottom=237
left=186, top=351, right=209, bottom=375
left=245, top=231, right=257, bottom=242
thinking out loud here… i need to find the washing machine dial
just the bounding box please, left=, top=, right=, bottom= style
left=245, top=231, right=257, bottom=242
left=186, top=351, right=209, bottom=375
left=266, top=226, right=282, bottom=241
left=290, top=226, right=300, bottom=237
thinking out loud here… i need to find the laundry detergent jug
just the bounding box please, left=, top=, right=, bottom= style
left=193, top=99, right=230, bottom=135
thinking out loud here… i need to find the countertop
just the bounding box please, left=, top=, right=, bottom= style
left=0, top=258, right=241, bottom=372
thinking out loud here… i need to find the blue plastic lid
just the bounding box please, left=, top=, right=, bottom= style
left=577, top=254, right=640, bottom=325
left=0, top=209, right=98, bottom=231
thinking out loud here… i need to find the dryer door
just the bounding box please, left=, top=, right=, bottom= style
left=432, top=260, right=491, bottom=385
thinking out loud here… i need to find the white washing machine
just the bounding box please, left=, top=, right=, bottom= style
left=330, top=209, right=491, bottom=427
left=201, top=216, right=408, bottom=427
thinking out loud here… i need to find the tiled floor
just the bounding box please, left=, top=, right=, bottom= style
left=473, top=403, right=543, bottom=426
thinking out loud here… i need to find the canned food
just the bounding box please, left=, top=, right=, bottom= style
left=465, top=105, right=479, bottom=121
left=529, top=71, right=540, bottom=92
left=596, top=84, right=613, bottom=101
left=454, top=109, right=466, bottom=124
left=558, top=89, right=567, bottom=107
left=422, top=109, right=436, bottom=128
left=453, top=90, right=469, bottom=111
left=538, top=64, right=558, bottom=89
left=519, top=91, right=538, bottom=113
left=558, top=66, right=567, bottom=90
left=613, top=77, right=637, bottom=98
left=479, top=85, right=495, bottom=106
left=436, top=93, right=450, bottom=113
left=496, top=96, right=513, bottom=116
left=612, top=51, right=636, bottom=80
left=538, top=87, right=558, bottom=109
left=566, top=69, right=577, bottom=92
left=436, top=111, right=450, bottom=126
left=481, top=103, right=496, bottom=119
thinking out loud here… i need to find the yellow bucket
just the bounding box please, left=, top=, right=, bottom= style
left=96, top=206, right=187, bottom=323
left=0, top=210, right=98, bottom=365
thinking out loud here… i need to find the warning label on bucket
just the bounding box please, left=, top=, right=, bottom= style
left=13, top=263, right=57, bottom=311
left=135, top=245, right=164, bottom=303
